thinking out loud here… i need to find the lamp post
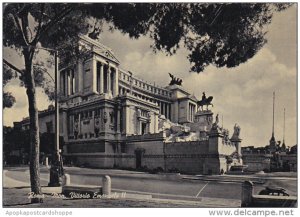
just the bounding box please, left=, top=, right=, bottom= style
left=35, top=45, right=63, bottom=186
left=48, top=50, right=63, bottom=187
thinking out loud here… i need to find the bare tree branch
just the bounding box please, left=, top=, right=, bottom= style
left=12, top=14, right=29, bottom=46
left=32, top=4, right=45, bottom=45
left=3, top=58, right=24, bottom=75
left=37, top=5, right=75, bottom=42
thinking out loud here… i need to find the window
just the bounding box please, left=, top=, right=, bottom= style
left=141, top=122, right=147, bottom=135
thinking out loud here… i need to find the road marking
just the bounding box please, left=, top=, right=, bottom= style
left=195, top=181, right=209, bottom=197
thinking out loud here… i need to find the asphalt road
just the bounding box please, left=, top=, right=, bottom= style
left=4, top=166, right=297, bottom=201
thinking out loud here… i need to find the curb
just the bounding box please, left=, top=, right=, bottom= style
left=182, top=176, right=265, bottom=184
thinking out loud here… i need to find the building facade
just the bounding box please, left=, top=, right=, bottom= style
left=17, top=35, right=243, bottom=174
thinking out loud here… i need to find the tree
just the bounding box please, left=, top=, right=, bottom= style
left=3, top=3, right=87, bottom=203
left=3, top=65, right=17, bottom=108
left=3, top=3, right=290, bottom=203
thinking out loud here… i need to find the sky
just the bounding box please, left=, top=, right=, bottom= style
left=3, top=4, right=297, bottom=148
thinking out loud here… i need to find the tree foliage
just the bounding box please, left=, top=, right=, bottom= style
left=3, top=65, right=17, bottom=108
left=3, top=3, right=291, bottom=74
left=86, top=3, right=291, bottom=72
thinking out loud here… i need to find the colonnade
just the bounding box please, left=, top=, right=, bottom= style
left=60, top=69, right=75, bottom=96
left=159, top=101, right=171, bottom=120
left=60, top=57, right=119, bottom=97
left=93, top=57, right=119, bottom=97
left=188, top=103, right=196, bottom=122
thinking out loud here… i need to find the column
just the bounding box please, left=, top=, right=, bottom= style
left=107, top=65, right=111, bottom=95
left=189, top=103, right=192, bottom=121
left=72, top=70, right=75, bottom=94
left=154, top=113, right=158, bottom=133
left=96, top=64, right=99, bottom=92
left=77, top=59, right=83, bottom=93
left=191, top=105, right=193, bottom=122
left=99, top=63, right=104, bottom=94
left=64, top=71, right=68, bottom=96
left=169, top=104, right=172, bottom=121
left=124, top=106, right=130, bottom=134
left=113, top=68, right=119, bottom=97
left=69, top=70, right=73, bottom=95
left=190, top=104, right=192, bottom=121
left=166, top=104, right=169, bottom=119
left=91, top=57, right=97, bottom=93
left=116, top=107, right=121, bottom=133
left=188, top=103, right=190, bottom=121
left=60, top=72, right=64, bottom=96
left=165, top=103, right=168, bottom=119
left=78, top=112, right=81, bottom=135
left=67, top=70, right=71, bottom=95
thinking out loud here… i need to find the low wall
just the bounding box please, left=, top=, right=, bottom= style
left=242, top=154, right=271, bottom=172
left=241, top=181, right=297, bottom=207
left=66, top=136, right=230, bottom=174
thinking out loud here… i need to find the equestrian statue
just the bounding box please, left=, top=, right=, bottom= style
left=197, top=92, right=213, bottom=111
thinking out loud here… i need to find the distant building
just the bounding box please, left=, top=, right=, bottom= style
left=15, top=35, right=243, bottom=174
left=242, top=144, right=297, bottom=172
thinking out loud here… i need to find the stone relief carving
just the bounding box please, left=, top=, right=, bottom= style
left=109, top=111, right=114, bottom=123
left=206, top=116, right=213, bottom=125
left=103, top=111, right=108, bottom=123
left=94, top=117, right=100, bottom=137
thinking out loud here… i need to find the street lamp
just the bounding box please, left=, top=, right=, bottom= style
left=35, top=44, right=63, bottom=186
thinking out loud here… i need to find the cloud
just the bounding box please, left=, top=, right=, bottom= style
left=182, top=48, right=296, bottom=148
left=121, top=49, right=191, bottom=88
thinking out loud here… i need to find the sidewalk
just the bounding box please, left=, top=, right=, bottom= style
left=3, top=187, right=221, bottom=208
